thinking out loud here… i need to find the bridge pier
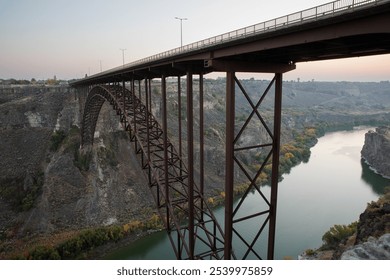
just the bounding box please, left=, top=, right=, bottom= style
left=220, top=64, right=293, bottom=259
left=269, top=73, right=283, bottom=260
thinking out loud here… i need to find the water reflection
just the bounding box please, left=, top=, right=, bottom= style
left=360, top=159, right=389, bottom=195
left=107, top=231, right=174, bottom=260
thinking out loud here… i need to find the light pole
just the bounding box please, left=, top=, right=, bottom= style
left=120, top=48, right=126, bottom=66
left=175, top=17, right=188, bottom=48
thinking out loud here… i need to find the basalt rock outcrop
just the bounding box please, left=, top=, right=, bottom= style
left=341, top=234, right=390, bottom=260
left=361, top=126, right=390, bottom=178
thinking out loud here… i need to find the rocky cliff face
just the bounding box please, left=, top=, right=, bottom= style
left=361, top=127, right=390, bottom=178
left=341, top=234, right=390, bottom=260
left=341, top=190, right=390, bottom=260
left=0, top=86, right=154, bottom=241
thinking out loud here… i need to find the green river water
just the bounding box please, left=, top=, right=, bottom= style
left=107, top=127, right=389, bottom=260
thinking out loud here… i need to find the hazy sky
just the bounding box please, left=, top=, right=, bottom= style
left=1, top=0, right=389, bottom=81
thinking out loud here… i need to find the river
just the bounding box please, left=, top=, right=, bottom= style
left=107, top=127, right=389, bottom=260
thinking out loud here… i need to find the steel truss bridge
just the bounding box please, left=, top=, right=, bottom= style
left=71, top=0, right=390, bottom=259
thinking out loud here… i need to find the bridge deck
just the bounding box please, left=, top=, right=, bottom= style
left=71, top=0, right=390, bottom=86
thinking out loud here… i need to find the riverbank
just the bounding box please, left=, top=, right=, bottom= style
left=0, top=213, right=164, bottom=259
left=300, top=188, right=390, bottom=260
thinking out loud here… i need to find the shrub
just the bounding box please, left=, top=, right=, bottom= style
left=123, top=220, right=143, bottom=233
left=305, top=249, right=316, bottom=256
left=74, top=149, right=92, bottom=171
left=207, top=197, right=215, bottom=206
left=50, top=130, right=66, bottom=151
left=56, top=225, right=124, bottom=259
left=321, top=222, right=358, bottom=250
left=28, top=246, right=61, bottom=260
left=0, top=171, right=44, bottom=212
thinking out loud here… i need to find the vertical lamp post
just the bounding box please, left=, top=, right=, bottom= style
left=120, top=48, right=126, bottom=66
left=175, top=17, right=188, bottom=48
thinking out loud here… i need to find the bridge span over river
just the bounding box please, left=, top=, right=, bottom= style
left=71, top=0, right=390, bottom=259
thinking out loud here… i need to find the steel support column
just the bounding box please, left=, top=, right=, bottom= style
left=161, top=75, right=170, bottom=232
left=224, top=71, right=235, bottom=259
left=199, top=73, right=205, bottom=220
left=122, top=80, right=127, bottom=128
left=131, top=78, right=138, bottom=150
left=145, top=78, right=152, bottom=184
left=178, top=76, right=183, bottom=177
left=267, top=73, right=283, bottom=260
left=186, top=72, right=195, bottom=259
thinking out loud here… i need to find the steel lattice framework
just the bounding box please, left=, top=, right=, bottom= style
left=82, top=82, right=226, bottom=259
left=80, top=72, right=284, bottom=259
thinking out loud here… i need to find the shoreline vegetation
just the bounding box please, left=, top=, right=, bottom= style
left=1, top=213, right=164, bottom=260
left=0, top=124, right=386, bottom=260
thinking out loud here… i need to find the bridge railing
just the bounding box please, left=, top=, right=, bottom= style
left=91, top=0, right=386, bottom=78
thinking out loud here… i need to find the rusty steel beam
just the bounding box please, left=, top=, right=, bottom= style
left=207, top=60, right=296, bottom=73
left=224, top=71, right=235, bottom=260
left=178, top=76, right=183, bottom=177
left=161, top=75, right=170, bottom=232
left=186, top=72, right=195, bottom=259
left=199, top=73, right=205, bottom=220
left=267, top=73, right=283, bottom=260
left=145, top=78, right=152, bottom=184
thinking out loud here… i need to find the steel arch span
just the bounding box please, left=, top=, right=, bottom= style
left=81, top=85, right=119, bottom=146
left=81, top=82, right=226, bottom=259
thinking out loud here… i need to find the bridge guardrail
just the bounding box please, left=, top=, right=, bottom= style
left=89, top=0, right=387, bottom=78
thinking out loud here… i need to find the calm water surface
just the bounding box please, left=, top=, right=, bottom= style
left=107, top=127, right=389, bottom=260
